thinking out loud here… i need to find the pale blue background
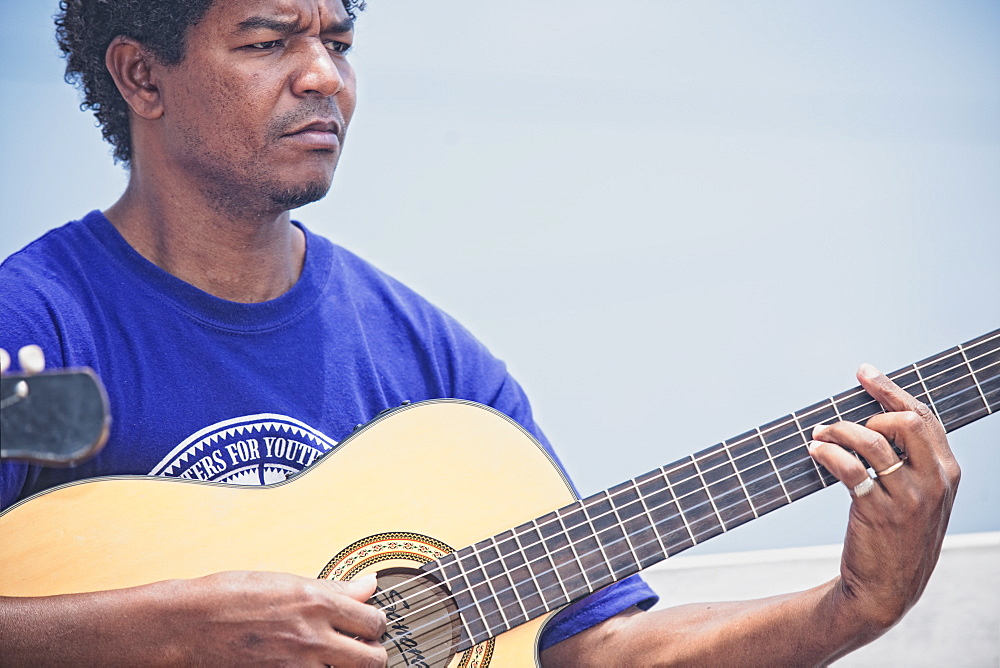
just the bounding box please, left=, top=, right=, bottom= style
left=1, top=1, right=997, bottom=555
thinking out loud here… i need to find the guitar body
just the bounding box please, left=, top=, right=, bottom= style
left=0, top=401, right=576, bottom=667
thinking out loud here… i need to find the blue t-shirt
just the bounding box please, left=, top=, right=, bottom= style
left=0, top=210, right=656, bottom=649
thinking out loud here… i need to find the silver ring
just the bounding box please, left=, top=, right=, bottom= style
left=852, top=477, right=875, bottom=497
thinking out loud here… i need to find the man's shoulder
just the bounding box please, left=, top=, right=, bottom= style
left=0, top=213, right=104, bottom=356
left=1, top=213, right=97, bottom=287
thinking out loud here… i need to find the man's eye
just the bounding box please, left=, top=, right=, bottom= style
left=325, top=40, right=352, bottom=54
left=247, top=40, right=283, bottom=50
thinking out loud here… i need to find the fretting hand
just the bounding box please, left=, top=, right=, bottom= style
left=808, top=363, right=960, bottom=633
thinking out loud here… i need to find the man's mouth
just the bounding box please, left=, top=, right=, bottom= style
left=283, top=120, right=342, bottom=150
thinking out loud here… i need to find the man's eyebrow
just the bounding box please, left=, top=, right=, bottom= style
left=234, top=16, right=354, bottom=35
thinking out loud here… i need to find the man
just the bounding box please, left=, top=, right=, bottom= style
left=0, top=0, right=959, bottom=665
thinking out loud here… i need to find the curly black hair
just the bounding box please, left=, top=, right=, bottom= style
left=55, top=0, right=365, bottom=165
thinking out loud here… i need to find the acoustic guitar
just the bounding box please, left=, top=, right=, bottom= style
left=1, top=330, right=997, bottom=667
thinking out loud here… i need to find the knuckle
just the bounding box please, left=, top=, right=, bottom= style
left=911, top=402, right=936, bottom=424
left=899, top=487, right=921, bottom=511
left=899, top=410, right=925, bottom=432
left=861, top=432, right=889, bottom=457
left=299, top=582, right=328, bottom=608
left=948, top=460, right=962, bottom=486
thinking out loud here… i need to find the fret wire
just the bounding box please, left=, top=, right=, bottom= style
left=663, top=467, right=697, bottom=545
left=379, top=351, right=1000, bottom=631
left=468, top=540, right=511, bottom=631
left=606, top=489, right=645, bottom=568
left=829, top=396, right=845, bottom=422
left=555, top=508, right=595, bottom=593
left=394, top=373, right=1000, bottom=646
left=434, top=559, right=480, bottom=648
left=453, top=551, right=491, bottom=640
left=959, top=344, right=993, bottom=415
left=756, top=426, right=792, bottom=504
left=633, top=477, right=672, bottom=553
left=690, top=454, right=727, bottom=531
left=911, top=339, right=999, bottom=398
left=582, top=496, right=617, bottom=576
left=912, top=362, right=944, bottom=424
left=490, top=535, right=528, bottom=622
left=792, top=412, right=827, bottom=486
left=532, top=518, right=570, bottom=605
left=512, top=529, right=545, bottom=609
left=722, top=440, right=758, bottom=518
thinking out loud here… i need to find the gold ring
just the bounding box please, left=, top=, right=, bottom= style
left=876, top=461, right=905, bottom=477
left=852, top=477, right=875, bottom=497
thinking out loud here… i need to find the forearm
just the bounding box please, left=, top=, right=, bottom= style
left=1, top=571, right=387, bottom=666
left=0, top=581, right=183, bottom=665
left=542, top=577, right=886, bottom=667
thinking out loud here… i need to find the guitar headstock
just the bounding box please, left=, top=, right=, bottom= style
left=1, top=346, right=110, bottom=467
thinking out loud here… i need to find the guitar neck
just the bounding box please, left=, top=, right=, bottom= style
left=425, top=329, right=1000, bottom=651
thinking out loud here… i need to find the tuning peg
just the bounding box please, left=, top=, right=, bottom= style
left=18, top=345, right=45, bottom=375
left=0, top=348, right=9, bottom=374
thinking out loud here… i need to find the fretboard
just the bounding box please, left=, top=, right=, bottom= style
left=424, top=329, right=1000, bottom=650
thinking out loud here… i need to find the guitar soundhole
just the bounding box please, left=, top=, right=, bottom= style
left=371, top=567, right=461, bottom=668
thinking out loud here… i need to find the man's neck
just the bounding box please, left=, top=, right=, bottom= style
left=104, top=177, right=307, bottom=304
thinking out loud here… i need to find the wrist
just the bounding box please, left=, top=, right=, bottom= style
left=825, top=576, right=895, bottom=652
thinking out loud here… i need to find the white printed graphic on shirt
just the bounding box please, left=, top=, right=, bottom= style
left=149, top=414, right=338, bottom=485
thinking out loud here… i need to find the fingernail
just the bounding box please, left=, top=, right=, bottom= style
left=808, top=440, right=822, bottom=452
left=859, top=363, right=880, bottom=379
left=811, top=424, right=826, bottom=438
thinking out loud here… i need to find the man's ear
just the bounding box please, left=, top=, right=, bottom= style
left=105, top=36, right=164, bottom=120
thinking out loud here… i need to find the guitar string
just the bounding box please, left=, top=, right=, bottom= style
left=411, top=462, right=832, bottom=667
left=367, top=337, right=1000, bottom=618
left=403, top=373, right=1000, bottom=667
left=377, top=359, right=999, bottom=654
left=371, top=349, right=1000, bottom=641
left=393, top=379, right=999, bottom=666
left=404, top=433, right=929, bottom=667
left=367, top=341, right=999, bottom=620
left=375, top=352, right=1000, bottom=645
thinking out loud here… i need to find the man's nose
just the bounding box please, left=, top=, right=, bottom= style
left=292, top=40, right=344, bottom=97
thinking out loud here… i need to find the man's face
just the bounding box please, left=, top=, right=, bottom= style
left=153, top=0, right=357, bottom=212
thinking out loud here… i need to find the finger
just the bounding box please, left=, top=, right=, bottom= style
left=812, top=421, right=900, bottom=474
left=863, top=411, right=939, bottom=469
left=327, top=597, right=386, bottom=641
left=856, top=363, right=925, bottom=414
left=807, top=440, right=874, bottom=495
left=0, top=348, right=10, bottom=374
left=320, top=629, right=388, bottom=667
left=323, top=577, right=386, bottom=641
